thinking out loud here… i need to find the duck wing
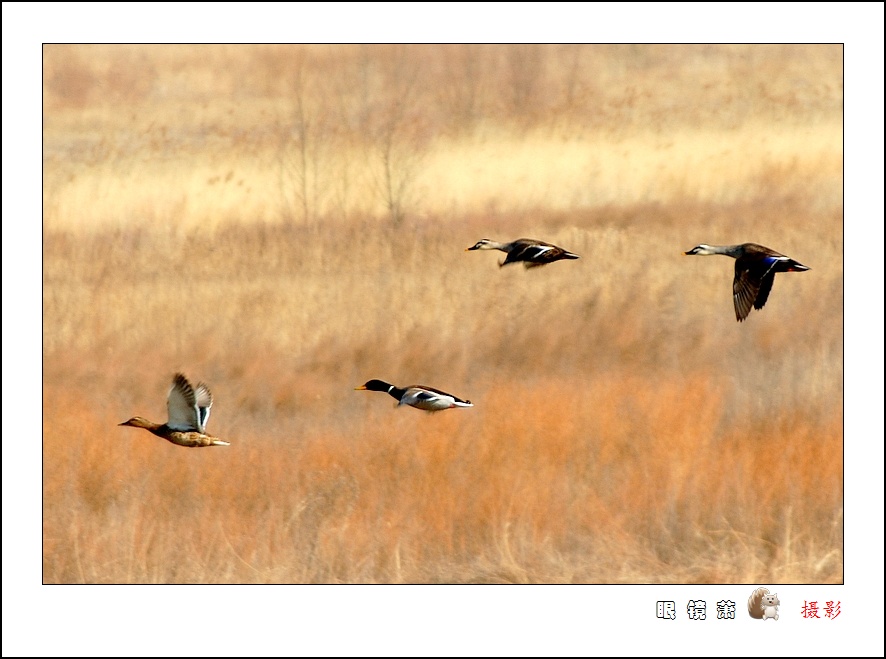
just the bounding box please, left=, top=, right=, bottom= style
left=416, top=385, right=472, bottom=406
left=166, top=373, right=201, bottom=431
left=511, top=240, right=578, bottom=266
left=400, top=385, right=472, bottom=410
left=194, top=381, right=213, bottom=433
left=754, top=273, right=775, bottom=311
left=400, top=386, right=449, bottom=406
left=734, top=254, right=786, bottom=320
left=519, top=243, right=557, bottom=261
left=733, top=263, right=761, bottom=322
left=500, top=241, right=553, bottom=266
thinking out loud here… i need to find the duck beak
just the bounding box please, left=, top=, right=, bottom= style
left=354, top=385, right=367, bottom=390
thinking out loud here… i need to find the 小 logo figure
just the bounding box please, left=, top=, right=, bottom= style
left=748, top=587, right=780, bottom=621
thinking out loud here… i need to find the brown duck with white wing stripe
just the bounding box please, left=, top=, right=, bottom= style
left=119, top=373, right=230, bottom=447
left=684, top=243, right=809, bottom=322
left=466, top=238, right=580, bottom=268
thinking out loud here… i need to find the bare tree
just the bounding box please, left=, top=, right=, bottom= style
left=278, top=54, right=331, bottom=225
left=368, top=47, right=427, bottom=226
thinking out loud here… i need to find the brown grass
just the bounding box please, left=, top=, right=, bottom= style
left=43, top=44, right=843, bottom=583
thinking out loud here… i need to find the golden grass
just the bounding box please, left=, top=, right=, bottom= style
left=43, top=44, right=842, bottom=583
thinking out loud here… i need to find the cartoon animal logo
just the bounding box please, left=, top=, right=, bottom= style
left=748, top=587, right=780, bottom=620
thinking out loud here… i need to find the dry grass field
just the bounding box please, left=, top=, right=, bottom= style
left=42, top=44, right=843, bottom=584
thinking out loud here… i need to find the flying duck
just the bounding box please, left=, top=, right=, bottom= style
left=119, top=372, right=230, bottom=447
left=684, top=243, right=810, bottom=322
left=466, top=238, right=580, bottom=268
left=355, top=379, right=473, bottom=411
